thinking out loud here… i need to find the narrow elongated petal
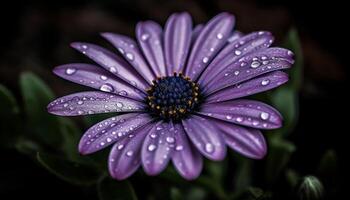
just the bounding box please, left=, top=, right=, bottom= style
left=212, top=119, right=267, bottom=159
left=172, top=123, right=202, bottom=180
left=141, top=122, right=176, bottom=175
left=109, top=123, right=154, bottom=180
left=206, top=71, right=288, bottom=103
left=204, top=47, right=294, bottom=94
left=184, top=13, right=235, bottom=80
left=53, top=63, right=145, bottom=101
left=199, top=99, right=283, bottom=129
left=47, top=91, right=145, bottom=116
left=182, top=115, right=226, bottom=161
left=101, top=33, right=156, bottom=84
left=71, top=42, right=149, bottom=91
left=136, top=21, right=166, bottom=76
left=199, top=31, right=274, bottom=87
left=164, top=12, right=192, bottom=75
left=78, top=113, right=152, bottom=155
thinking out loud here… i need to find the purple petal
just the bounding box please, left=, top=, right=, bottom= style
left=53, top=63, right=145, bottom=101
left=206, top=71, right=288, bottom=103
left=212, top=119, right=267, bottom=159
left=164, top=12, right=192, bottom=75
left=182, top=115, right=226, bottom=161
left=172, top=123, right=203, bottom=180
left=184, top=13, right=235, bottom=80
left=199, top=99, right=283, bottom=129
left=47, top=91, right=145, bottom=116
left=78, top=113, right=152, bottom=155
left=203, top=47, right=294, bottom=95
left=136, top=21, right=166, bottom=77
left=101, top=33, right=156, bottom=84
left=141, top=122, right=176, bottom=175
left=192, top=24, right=204, bottom=42
left=227, top=31, right=243, bottom=43
left=199, top=31, right=274, bottom=87
left=71, top=42, right=149, bottom=91
left=108, top=123, right=154, bottom=180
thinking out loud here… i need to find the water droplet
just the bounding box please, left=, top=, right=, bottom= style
left=216, top=33, right=223, bottom=39
left=260, top=112, right=269, bottom=120
left=258, top=31, right=264, bottom=35
left=205, top=143, right=214, bottom=153
left=236, top=117, right=243, bottom=122
left=77, top=100, right=83, bottom=105
left=226, top=115, right=232, bottom=120
left=234, top=71, right=240, bottom=75
left=210, top=47, right=215, bottom=52
left=100, top=84, right=114, bottom=92
left=126, top=151, right=133, bottom=157
left=77, top=110, right=84, bottom=115
left=65, top=68, right=76, bottom=75
left=287, top=50, right=293, bottom=56
left=109, top=67, right=117, bottom=73
left=150, top=133, right=157, bottom=138
left=117, top=48, right=124, bottom=54
left=116, top=102, right=123, bottom=108
left=234, top=50, right=242, bottom=55
left=251, top=61, right=261, bottom=68
left=88, top=110, right=94, bottom=114
left=166, top=137, right=175, bottom=143
left=100, top=142, right=105, bottom=146
left=126, top=53, right=134, bottom=60
left=100, top=75, right=107, bottom=80
left=81, top=45, right=88, bottom=49
left=118, top=90, right=127, bottom=96
left=156, top=126, right=162, bottom=130
left=202, top=57, right=209, bottom=63
left=240, top=62, right=247, bottom=67
left=253, top=121, right=259, bottom=126
left=148, top=144, right=157, bottom=151
left=175, top=145, right=183, bottom=151
left=117, top=144, right=124, bottom=150
left=261, top=56, right=267, bottom=60
left=63, top=103, right=69, bottom=108
left=261, top=79, right=270, bottom=86
left=141, top=33, right=149, bottom=41
left=107, top=138, right=112, bottom=142
left=224, top=73, right=229, bottom=77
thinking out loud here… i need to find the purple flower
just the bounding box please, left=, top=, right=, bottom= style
left=47, top=12, right=294, bottom=180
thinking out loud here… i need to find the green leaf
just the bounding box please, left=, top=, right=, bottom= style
left=15, top=138, right=42, bottom=155
left=269, top=86, right=298, bottom=136
left=297, top=176, right=324, bottom=200
left=97, top=175, right=138, bottom=200
left=170, top=187, right=184, bottom=200
left=232, top=155, right=253, bottom=193
left=0, top=84, right=21, bottom=148
left=265, top=138, right=295, bottom=184
left=283, top=28, right=303, bottom=90
left=20, top=72, right=62, bottom=147
left=37, top=152, right=100, bottom=186
left=206, top=159, right=227, bottom=185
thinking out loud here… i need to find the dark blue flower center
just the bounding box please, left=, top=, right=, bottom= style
left=147, top=73, right=201, bottom=121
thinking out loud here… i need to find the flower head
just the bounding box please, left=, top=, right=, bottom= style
left=48, top=12, right=294, bottom=180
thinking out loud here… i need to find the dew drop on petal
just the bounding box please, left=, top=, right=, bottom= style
left=118, top=90, right=128, bottom=96
left=166, top=137, right=175, bottom=143
left=234, top=71, right=240, bottom=76
left=100, top=84, right=114, bottom=92
left=216, top=33, right=223, bottom=39
left=226, top=115, right=232, bottom=120
left=260, top=112, right=270, bottom=120
left=234, top=50, right=242, bottom=55
left=100, top=75, right=108, bottom=81
left=126, top=150, right=134, bottom=157
left=251, top=61, right=261, bottom=68
left=65, top=68, right=76, bottom=75
left=261, top=79, right=270, bottom=86
left=141, top=34, right=150, bottom=41
left=116, top=102, right=123, bottom=108
left=175, top=145, right=183, bottom=151
left=205, top=143, right=214, bottom=153
left=109, top=67, right=117, bottom=73
left=147, top=144, right=157, bottom=152
left=117, top=144, right=124, bottom=150
left=202, top=57, right=209, bottom=63
left=77, top=100, right=84, bottom=105
left=236, top=117, right=243, bottom=122
left=126, top=53, right=134, bottom=61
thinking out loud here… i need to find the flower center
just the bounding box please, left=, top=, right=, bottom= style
left=146, top=73, right=201, bottom=121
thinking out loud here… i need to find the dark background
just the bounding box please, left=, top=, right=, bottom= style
left=0, top=0, right=347, bottom=199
